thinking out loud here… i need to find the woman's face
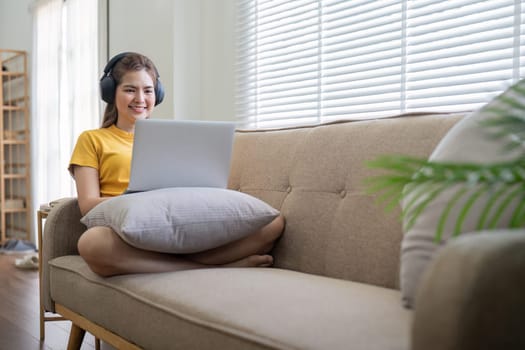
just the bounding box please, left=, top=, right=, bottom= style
left=115, top=69, right=156, bottom=129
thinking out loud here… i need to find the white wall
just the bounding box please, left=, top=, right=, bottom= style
left=0, top=0, right=33, bottom=53
left=200, top=0, right=235, bottom=121
left=109, top=0, right=235, bottom=122
left=108, top=0, right=175, bottom=119
left=173, top=0, right=235, bottom=122
left=173, top=0, right=202, bottom=121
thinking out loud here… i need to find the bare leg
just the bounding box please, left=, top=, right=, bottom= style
left=78, top=227, right=195, bottom=276
left=77, top=215, right=284, bottom=277
left=186, top=215, right=285, bottom=265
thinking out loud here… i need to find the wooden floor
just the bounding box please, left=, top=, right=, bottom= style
left=0, top=253, right=113, bottom=350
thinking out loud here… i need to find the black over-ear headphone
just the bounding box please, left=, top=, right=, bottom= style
left=100, top=52, right=165, bottom=106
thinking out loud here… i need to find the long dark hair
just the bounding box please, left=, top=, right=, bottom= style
left=101, top=53, right=159, bottom=128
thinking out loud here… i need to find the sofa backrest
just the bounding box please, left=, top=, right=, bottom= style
left=228, top=113, right=463, bottom=289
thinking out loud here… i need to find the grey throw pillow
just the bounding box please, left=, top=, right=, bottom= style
left=400, top=83, right=523, bottom=308
left=80, top=187, right=280, bottom=254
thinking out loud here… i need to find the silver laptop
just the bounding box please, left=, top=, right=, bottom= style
left=126, top=119, right=236, bottom=193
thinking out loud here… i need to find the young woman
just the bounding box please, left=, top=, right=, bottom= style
left=69, top=52, right=285, bottom=277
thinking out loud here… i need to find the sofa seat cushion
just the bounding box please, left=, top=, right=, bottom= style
left=49, top=256, right=411, bottom=350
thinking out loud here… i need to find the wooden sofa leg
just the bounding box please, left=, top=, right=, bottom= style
left=67, top=323, right=86, bottom=350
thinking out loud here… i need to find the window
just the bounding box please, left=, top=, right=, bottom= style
left=31, top=0, right=99, bottom=215
left=236, top=0, right=525, bottom=129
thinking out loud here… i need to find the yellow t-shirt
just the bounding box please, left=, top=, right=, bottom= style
left=69, top=124, right=134, bottom=197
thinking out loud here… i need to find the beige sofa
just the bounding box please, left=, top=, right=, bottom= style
left=41, top=113, right=524, bottom=349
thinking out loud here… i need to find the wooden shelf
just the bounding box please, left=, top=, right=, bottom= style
left=1, top=208, right=28, bottom=214
left=3, top=174, right=27, bottom=179
left=1, top=71, right=24, bottom=77
left=2, top=140, right=27, bottom=145
left=1, top=49, right=31, bottom=243
left=1, top=105, right=26, bottom=111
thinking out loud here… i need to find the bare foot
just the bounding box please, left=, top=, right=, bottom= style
left=226, top=254, right=273, bottom=268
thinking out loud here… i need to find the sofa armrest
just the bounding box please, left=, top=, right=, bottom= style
left=411, top=229, right=525, bottom=350
left=42, top=197, right=86, bottom=313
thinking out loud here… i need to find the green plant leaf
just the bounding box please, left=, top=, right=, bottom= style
left=403, top=182, right=451, bottom=232
left=488, top=185, right=524, bottom=228
left=510, top=194, right=525, bottom=227
left=453, top=184, right=488, bottom=237
left=366, top=156, right=525, bottom=240
left=435, top=186, right=469, bottom=243
left=365, top=80, right=525, bottom=241
left=474, top=185, right=509, bottom=230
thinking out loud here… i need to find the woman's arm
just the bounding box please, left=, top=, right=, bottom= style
left=72, top=165, right=108, bottom=216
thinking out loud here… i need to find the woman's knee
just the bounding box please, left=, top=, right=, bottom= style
left=78, top=228, right=101, bottom=256
left=267, top=214, right=285, bottom=240
left=258, top=214, right=285, bottom=247
left=78, top=227, right=113, bottom=270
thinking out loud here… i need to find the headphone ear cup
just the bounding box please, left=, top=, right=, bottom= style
left=100, top=74, right=116, bottom=104
left=100, top=52, right=129, bottom=104
left=154, top=78, right=165, bottom=106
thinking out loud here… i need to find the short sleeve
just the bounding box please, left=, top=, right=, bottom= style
left=69, top=131, right=99, bottom=176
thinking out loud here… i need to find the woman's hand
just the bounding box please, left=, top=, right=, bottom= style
left=72, top=166, right=108, bottom=216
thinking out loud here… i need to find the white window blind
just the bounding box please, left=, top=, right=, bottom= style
left=236, top=0, right=525, bottom=129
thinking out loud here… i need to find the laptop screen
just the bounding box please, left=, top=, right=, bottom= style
left=126, top=119, right=236, bottom=193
